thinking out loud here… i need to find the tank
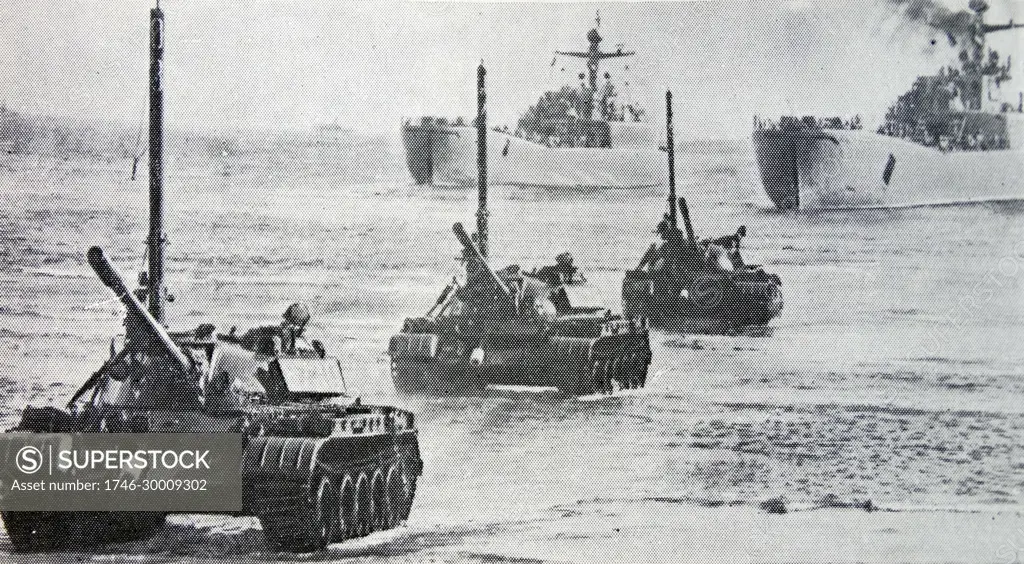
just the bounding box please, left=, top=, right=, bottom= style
left=621, top=199, right=783, bottom=333
left=389, top=223, right=651, bottom=395
left=390, top=64, right=650, bottom=396
left=0, top=4, right=422, bottom=553
left=622, top=92, right=783, bottom=333
left=2, top=250, right=423, bottom=552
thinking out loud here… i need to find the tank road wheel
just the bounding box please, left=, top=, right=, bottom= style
left=396, top=465, right=417, bottom=521
left=260, top=476, right=335, bottom=553
left=383, top=465, right=403, bottom=528
left=693, top=278, right=727, bottom=312
left=337, top=475, right=355, bottom=541
left=601, top=360, right=614, bottom=395
left=369, top=469, right=386, bottom=533
left=355, top=473, right=371, bottom=537
left=313, top=476, right=338, bottom=549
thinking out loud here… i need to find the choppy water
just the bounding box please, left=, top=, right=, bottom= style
left=1, top=137, right=1022, bottom=562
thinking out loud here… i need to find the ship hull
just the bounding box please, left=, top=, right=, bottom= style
left=753, top=120, right=1024, bottom=209
left=401, top=123, right=664, bottom=189
left=401, top=124, right=435, bottom=185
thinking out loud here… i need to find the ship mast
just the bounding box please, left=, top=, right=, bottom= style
left=147, top=1, right=168, bottom=323
left=962, top=2, right=1024, bottom=111
left=556, top=13, right=634, bottom=121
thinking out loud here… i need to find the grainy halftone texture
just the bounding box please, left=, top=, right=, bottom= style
left=1, top=0, right=1023, bottom=562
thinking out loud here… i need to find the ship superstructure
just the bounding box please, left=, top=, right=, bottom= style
left=753, top=1, right=1024, bottom=209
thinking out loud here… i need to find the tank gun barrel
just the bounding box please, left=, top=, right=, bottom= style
left=678, top=197, right=696, bottom=246
left=87, top=246, right=192, bottom=374
left=452, top=223, right=511, bottom=296
left=982, top=20, right=1024, bottom=33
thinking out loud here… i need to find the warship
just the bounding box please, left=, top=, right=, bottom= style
left=624, top=92, right=783, bottom=333
left=390, top=65, right=652, bottom=395
left=402, top=15, right=664, bottom=189
left=0, top=5, right=422, bottom=552
left=753, top=0, right=1024, bottom=209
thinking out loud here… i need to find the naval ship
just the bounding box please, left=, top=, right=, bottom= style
left=753, top=1, right=1024, bottom=210
left=402, top=18, right=664, bottom=189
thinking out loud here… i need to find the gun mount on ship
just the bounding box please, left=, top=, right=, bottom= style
left=0, top=5, right=421, bottom=553
left=624, top=92, right=783, bottom=333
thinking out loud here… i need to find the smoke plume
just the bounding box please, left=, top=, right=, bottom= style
left=888, top=0, right=978, bottom=43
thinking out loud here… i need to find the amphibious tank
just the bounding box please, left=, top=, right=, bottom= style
left=389, top=223, right=651, bottom=395
left=622, top=92, right=783, bottom=333
left=0, top=5, right=422, bottom=553
left=389, top=64, right=650, bottom=395
left=3, top=252, right=422, bottom=553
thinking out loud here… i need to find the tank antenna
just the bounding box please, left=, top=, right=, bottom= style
left=665, top=90, right=677, bottom=232
left=147, top=2, right=167, bottom=323
left=476, top=62, right=488, bottom=258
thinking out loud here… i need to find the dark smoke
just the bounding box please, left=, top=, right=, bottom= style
left=888, top=0, right=977, bottom=42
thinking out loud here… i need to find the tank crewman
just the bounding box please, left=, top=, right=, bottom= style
left=707, top=226, right=746, bottom=269
left=534, top=252, right=586, bottom=285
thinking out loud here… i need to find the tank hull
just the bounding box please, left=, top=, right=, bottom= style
left=390, top=330, right=651, bottom=396
left=622, top=270, right=783, bottom=334
left=401, top=122, right=665, bottom=189
left=753, top=119, right=1024, bottom=210
left=2, top=405, right=422, bottom=553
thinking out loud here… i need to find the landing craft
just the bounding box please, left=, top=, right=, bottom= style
left=389, top=64, right=652, bottom=395
left=402, top=14, right=664, bottom=189
left=753, top=1, right=1024, bottom=209
left=0, top=4, right=422, bottom=552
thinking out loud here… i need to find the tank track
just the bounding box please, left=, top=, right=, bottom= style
left=1, top=511, right=167, bottom=552
left=1, top=408, right=169, bottom=552
left=244, top=436, right=419, bottom=553
left=573, top=332, right=651, bottom=395
left=2, top=411, right=422, bottom=554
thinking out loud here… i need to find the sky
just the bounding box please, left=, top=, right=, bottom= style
left=0, top=0, right=1021, bottom=138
